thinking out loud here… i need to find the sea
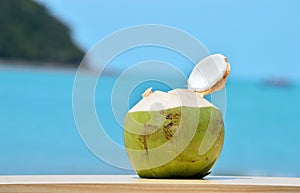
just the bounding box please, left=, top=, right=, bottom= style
left=1, top=66, right=300, bottom=177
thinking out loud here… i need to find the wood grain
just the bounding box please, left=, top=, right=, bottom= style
left=0, top=175, right=300, bottom=193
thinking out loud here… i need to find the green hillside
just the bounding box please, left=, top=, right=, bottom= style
left=0, top=0, right=84, bottom=65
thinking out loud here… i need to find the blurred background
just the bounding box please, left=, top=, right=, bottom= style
left=1, top=0, right=300, bottom=176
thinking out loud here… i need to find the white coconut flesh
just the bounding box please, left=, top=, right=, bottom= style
left=187, top=54, right=230, bottom=95
left=129, top=53, right=230, bottom=113
left=129, top=89, right=215, bottom=113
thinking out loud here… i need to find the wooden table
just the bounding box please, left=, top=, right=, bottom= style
left=0, top=175, right=300, bottom=193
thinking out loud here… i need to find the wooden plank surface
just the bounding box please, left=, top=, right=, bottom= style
left=0, top=175, right=300, bottom=193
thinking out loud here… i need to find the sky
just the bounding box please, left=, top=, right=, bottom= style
left=37, top=0, right=300, bottom=81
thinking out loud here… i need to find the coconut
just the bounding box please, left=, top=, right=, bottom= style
left=124, top=54, right=230, bottom=178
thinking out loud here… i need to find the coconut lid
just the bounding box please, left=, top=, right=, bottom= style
left=187, top=54, right=230, bottom=95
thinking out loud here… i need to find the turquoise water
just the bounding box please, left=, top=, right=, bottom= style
left=1, top=68, right=300, bottom=176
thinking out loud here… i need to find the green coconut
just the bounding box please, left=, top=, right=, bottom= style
left=124, top=54, right=230, bottom=178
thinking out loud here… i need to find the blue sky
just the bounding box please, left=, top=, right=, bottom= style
left=37, top=0, right=300, bottom=81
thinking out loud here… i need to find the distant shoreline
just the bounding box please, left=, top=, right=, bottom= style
left=0, top=58, right=120, bottom=76
left=0, top=58, right=81, bottom=74
left=0, top=57, right=82, bottom=68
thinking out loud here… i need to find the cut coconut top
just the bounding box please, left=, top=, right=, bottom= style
left=129, top=54, right=230, bottom=112
left=129, top=88, right=215, bottom=113
left=187, top=54, right=230, bottom=95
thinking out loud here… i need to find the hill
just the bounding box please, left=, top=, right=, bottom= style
left=0, top=0, right=84, bottom=66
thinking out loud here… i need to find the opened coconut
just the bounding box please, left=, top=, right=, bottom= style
left=124, top=54, right=230, bottom=178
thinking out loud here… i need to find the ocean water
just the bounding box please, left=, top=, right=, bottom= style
left=1, top=67, right=300, bottom=177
